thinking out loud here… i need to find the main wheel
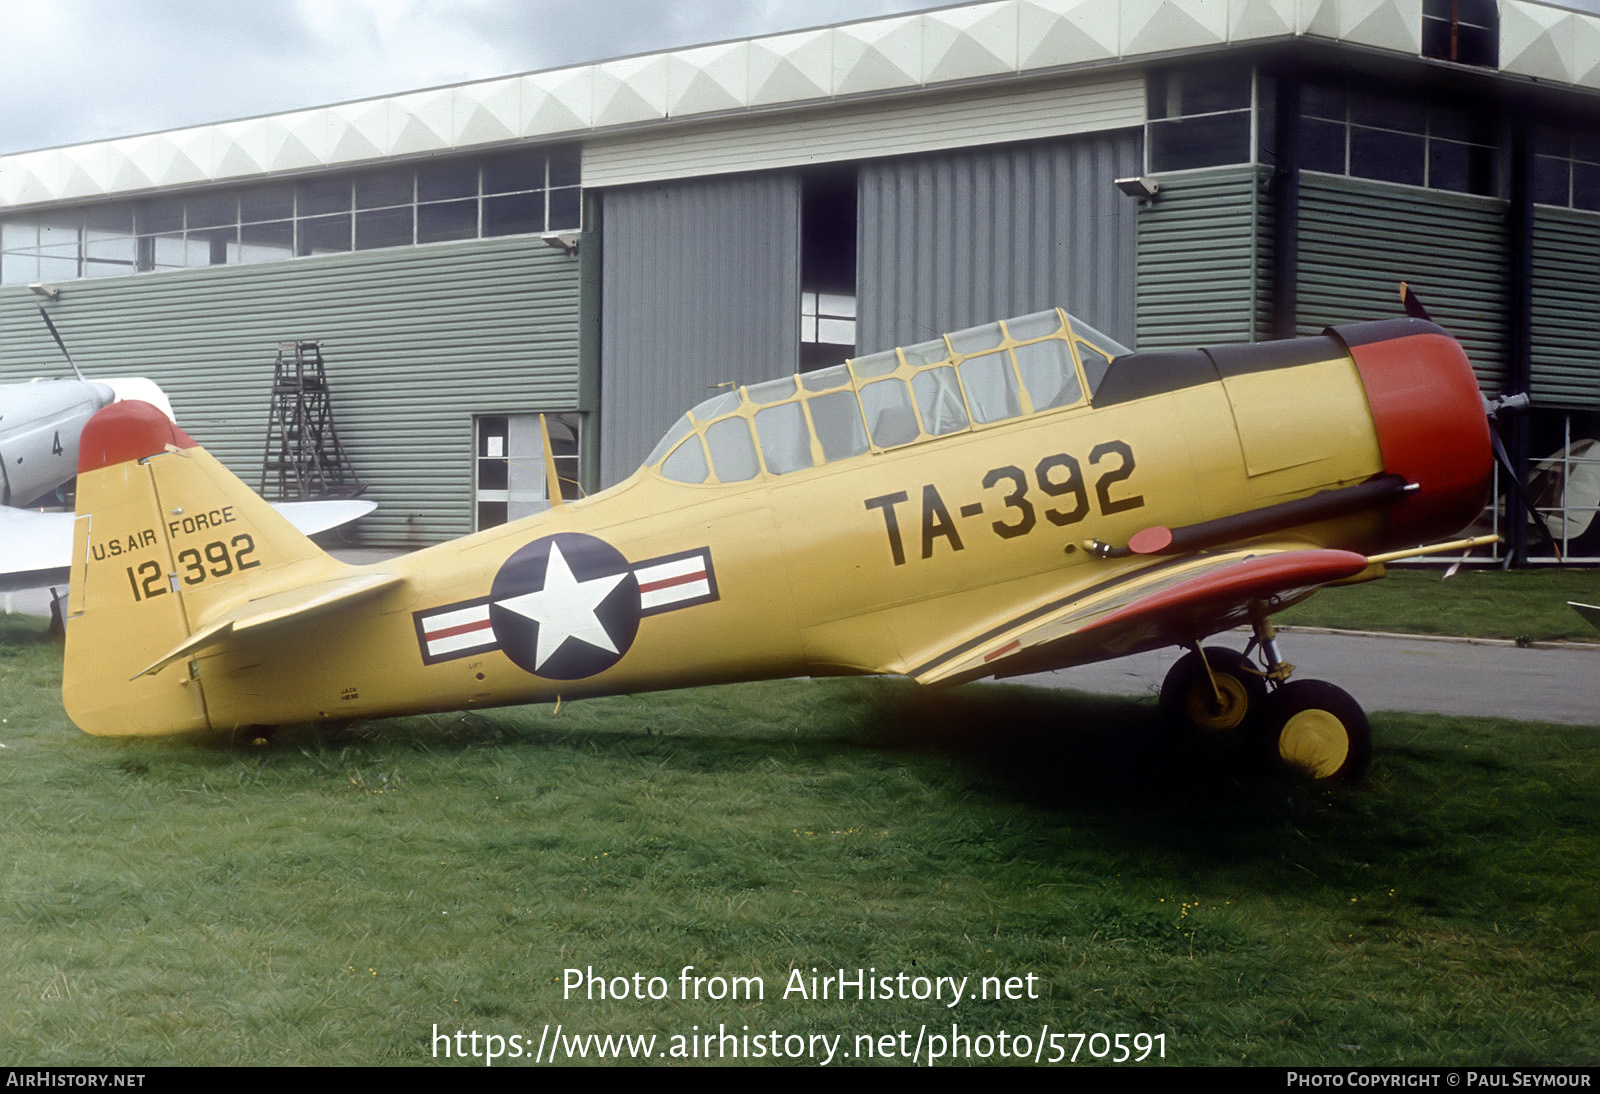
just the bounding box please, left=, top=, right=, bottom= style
left=1258, top=679, right=1371, bottom=783
left=1159, top=647, right=1267, bottom=740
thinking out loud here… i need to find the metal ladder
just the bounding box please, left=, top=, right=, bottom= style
left=259, top=340, right=365, bottom=500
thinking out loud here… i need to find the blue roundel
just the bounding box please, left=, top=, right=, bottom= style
left=487, top=533, right=641, bottom=680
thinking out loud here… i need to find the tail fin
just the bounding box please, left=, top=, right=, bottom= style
left=63, top=401, right=335, bottom=735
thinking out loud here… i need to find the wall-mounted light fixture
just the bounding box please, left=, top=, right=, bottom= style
left=1114, top=176, right=1160, bottom=202
left=541, top=232, right=580, bottom=257
left=28, top=283, right=61, bottom=302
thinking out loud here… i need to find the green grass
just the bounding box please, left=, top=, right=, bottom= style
left=1, top=613, right=1597, bottom=1066
left=1280, top=566, right=1600, bottom=643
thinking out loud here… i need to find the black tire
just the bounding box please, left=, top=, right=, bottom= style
left=1258, top=679, right=1372, bottom=783
left=1159, top=646, right=1267, bottom=740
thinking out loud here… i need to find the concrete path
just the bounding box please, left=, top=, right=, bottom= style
left=1011, top=627, right=1600, bottom=726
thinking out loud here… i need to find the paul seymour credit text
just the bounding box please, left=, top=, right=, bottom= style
left=430, top=965, right=1169, bottom=1065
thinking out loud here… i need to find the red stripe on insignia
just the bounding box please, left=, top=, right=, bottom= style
left=638, top=569, right=705, bottom=594
left=427, top=618, right=494, bottom=641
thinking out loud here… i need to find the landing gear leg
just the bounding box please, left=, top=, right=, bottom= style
left=1159, top=644, right=1266, bottom=746
left=1161, top=605, right=1373, bottom=783
left=1246, top=604, right=1372, bottom=782
left=1245, top=603, right=1295, bottom=688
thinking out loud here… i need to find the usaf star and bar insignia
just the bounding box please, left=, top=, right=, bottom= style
left=412, top=532, right=718, bottom=679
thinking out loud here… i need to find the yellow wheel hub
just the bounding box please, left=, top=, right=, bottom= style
left=1277, top=709, right=1351, bottom=779
left=1186, top=675, right=1250, bottom=732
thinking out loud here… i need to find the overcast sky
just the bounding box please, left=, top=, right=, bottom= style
left=5, top=0, right=1598, bottom=157
left=0, top=0, right=949, bottom=155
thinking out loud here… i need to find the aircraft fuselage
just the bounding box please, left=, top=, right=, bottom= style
left=62, top=312, right=1490, bottom=737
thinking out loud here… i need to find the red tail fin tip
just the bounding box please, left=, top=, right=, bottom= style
left=77, top=400, right=196, bottom=474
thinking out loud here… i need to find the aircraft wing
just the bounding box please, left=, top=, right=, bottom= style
left=270, top=499, right=377, bottom=537
left=907, top=545, right=1372, bottom=686
left=0, top=507, right=77, bottom=592
left=0, top=499, right=376, bottom=594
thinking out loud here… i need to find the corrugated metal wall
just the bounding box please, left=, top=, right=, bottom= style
left=598, top=173, right=800, bottom=485
left=586, top=75, right=1145, bottom=189
left=856, top=130, right=1141, bottom=352
left=1297, top=174, right=1508, bottom=392
left=1531, top=207, right=1600, bottom=409
left=0, top=236, right=580, bottom=545
left=1135, top=167, right=1268, bottom=350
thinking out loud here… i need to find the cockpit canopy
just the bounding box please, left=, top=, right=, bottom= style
left=645, top=308, right=1128, bottom=485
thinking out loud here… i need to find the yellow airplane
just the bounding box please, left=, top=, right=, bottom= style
left=61, top=303, right=1495, bottom=782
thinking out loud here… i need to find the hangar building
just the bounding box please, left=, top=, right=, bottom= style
left=1, top=0, right=1597, bottom=562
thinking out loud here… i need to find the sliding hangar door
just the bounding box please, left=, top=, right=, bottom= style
left=595, top=129, right=1140, bottom=485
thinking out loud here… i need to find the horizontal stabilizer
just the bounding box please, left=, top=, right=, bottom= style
left=133, top=571, right=403, bottom=679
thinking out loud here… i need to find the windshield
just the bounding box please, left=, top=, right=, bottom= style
left=1071, top=317, right=1131, bottom=359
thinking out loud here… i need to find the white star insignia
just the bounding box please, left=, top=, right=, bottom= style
left=495, top=542, right=628, bottom=671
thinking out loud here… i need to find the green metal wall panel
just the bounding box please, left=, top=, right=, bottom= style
left=0, top=237, right=581, bottom=545
left=1531, top=207, right=1600, bottom=410
left=1297, top=175, right=1507, bottom=393
left=1135, top=167, right=1266, bottom=351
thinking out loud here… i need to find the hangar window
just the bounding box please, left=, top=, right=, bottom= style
left=1421, top=0, right=1498, bottom=68
left=802, top=293, right=857, bottom=366
left=417, top=200, right=477, bottom=244
left=298, top=213, right=353, bottom=256
left=1533, top=124, right=1600, bottom=211
left=357, top=169, right=413, bottom=209
left=0, top=143, right=581, bottom=286
left=1147, top=64, right=1254, bottom=171
left=474, top=413, right=583, bottom=529
left=83, top=208, right=137, bottom=277
left=1299, top=80, right=1498, bottom=197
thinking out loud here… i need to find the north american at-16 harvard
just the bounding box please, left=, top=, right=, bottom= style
left=63, top=294, right=1499, bottom=782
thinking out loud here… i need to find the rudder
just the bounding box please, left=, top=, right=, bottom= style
left=63, top=401, right=333, bottom=735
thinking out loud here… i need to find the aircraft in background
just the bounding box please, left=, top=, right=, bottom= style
left=2, top=375, right=174, bottom=506
left=1, top=377, right=372, bottom=594
left=3, top=374, right=176, bottom=593
left=60, top=301, right=1498, bottom=782
left=1530, top=437, right=1599, bottom=548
